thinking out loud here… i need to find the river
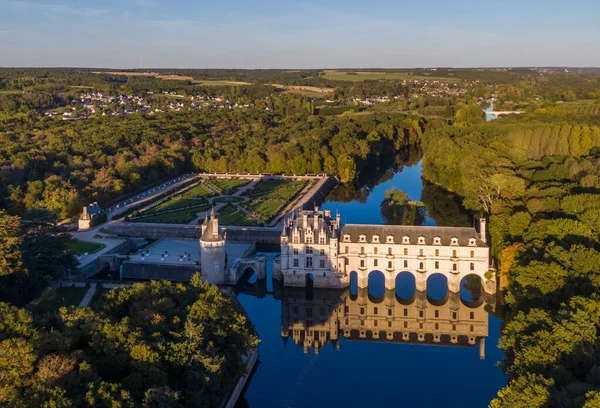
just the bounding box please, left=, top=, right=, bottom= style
left=237, top=154, right=506, bottom=407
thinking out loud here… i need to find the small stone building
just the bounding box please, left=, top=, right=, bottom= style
left=78, top=202, right=103, bottom=231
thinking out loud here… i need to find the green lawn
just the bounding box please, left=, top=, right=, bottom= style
left=208, top=178, right=251, bottom=194
left=244, top=200, right=284, bottom=223
left=213, top=196, right=245, bottom=204
left=55, top=286, right=89, bottom=307
left=243, top=179, right=307, bottom=201
left=67, top=239, right=105, bottom=255
left=150, top=198, right=207, bottom=213
left=134, top=207, right=208, bottom=224
left=321, top=71, right=461, bottom=82
left=217, top=205, right=259, bottom=226
left=181, top=183, right=214, bottom=198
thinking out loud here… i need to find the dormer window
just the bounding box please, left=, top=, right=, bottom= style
left=417, top=236, right=425, bottom=244
left=372, top=235, right=380, bottom=243
left=386, top=235, right=394, bottom=243
left=450, top=237, right=459, bottom=246
left=402, top=236, right=410, bottom=244
left=433, top=237, right=441, bottom=245
left=343, top=234, right=351, bottom=242
left=359, top=235, right=367, bottom=242
left=468, top=238, right=476, bottom=246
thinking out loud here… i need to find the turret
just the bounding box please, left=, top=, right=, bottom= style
left=479, top=217, right=487, bottom=244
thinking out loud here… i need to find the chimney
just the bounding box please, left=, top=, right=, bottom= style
left=303, top=213, right=308, bottom=228
left=479, top=218, right=487, bottom=244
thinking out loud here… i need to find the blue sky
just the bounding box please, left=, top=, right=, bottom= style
left=0, top=0, right=598, bottom=68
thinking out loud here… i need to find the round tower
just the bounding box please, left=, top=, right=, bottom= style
left=199, top=208, right=226, bottom=285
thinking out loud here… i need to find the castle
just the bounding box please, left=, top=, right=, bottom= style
left=273, top=208, right=496, bottom=295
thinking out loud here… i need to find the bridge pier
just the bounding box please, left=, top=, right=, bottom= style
left=448, top=272, right=460, bottom=293
left=415, top=271, right=427, bottom=292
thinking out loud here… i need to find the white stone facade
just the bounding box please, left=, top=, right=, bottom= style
left=274, top=210, right=495, bottom=294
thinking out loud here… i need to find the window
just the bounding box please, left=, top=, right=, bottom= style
left=345, top=246, right=349, bottom=254
left=404, top=260, right=408, bottom=268
left=435, top=310, right=439, bottom=318
left=305, top=257, right=313, bottom=268
left=451, top=237, right=458, bottom=245
left=434, top=237, right=441, bottom=245
left=386, top=235, right=394, bottom=243
left=388, top=247, right=392, bottom=255
left=293, top=258, right=299, bottom=267
left=320, top=259, right=325, bottom=268
left=320, top=249, right=325, bottom=256
left=470, top=263, right=474, bottom=271
left=374, top=320, right=378, bottom=327
left=404, top=321, right=408, bottom=328
left=388, top=309, right=392, bottom=316
left=293, top=248, right=298, bottom=255
left=374, top=307, right=378, bottom=315
left=435, top=261, right=439, bottom=269
left=307, top=246, right=313, bottom=254
left=419, top=248, right=424, bottom=256
left=452, top=325, right=456, bottom=331
left=388, top=321, right=392, bottom=328
left=452, top=312, right=457, bottom=319
left=360, top=260, right=365, bottom=267
left=470, top=325, right=474, bottom=332
left=435, top=323, right=439, bottom=330
left=343, top=234, right=351, bottom=242
left=403, top=248, right=408, bottom=255
left=345, top=258, right=349, bottom=265
left=306, top=307, right=313, bottom=317
left=374, top=259, right=378, bottom=267
left=469, top=238, right=476, bottom=246
left=388, top=261, right=392, bottom=268
left=360, top=307, right=365, bottom=315
left=470, top=250, right=475, bottom=258
left=402, top=236, right=410, bottom=244
left=452, top=249, right=457, bottom=258
left=359, top=235, right=366, bottom=242
left=452, top=263, right=457, bottom=271
left=306, top=236, right=313, bottom=244
left=372, top=235, right=379, bottom=243
left=360, top=246, right=364, bottom=254
left=403, top=308, right=408, bottom=316
left=419, top=310, right=424, bottom=318
left=470, top=312, right=474, bottom=319
left=419, top=262, right=424, bottom=270
left=418, top=236, right=425, bottom=244
left=435, top=249, right=439, bottom=256
left=374, top=247, right=378, bottom=254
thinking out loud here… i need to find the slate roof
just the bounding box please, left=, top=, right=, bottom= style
left=341, top=224, right=486, bottom=247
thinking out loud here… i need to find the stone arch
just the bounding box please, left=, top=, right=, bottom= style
left=395, top=271, right=416, bottom=305
left=426, top=273, right=449, bottom=306
left=349, top=271, right=358, bottom=300
left=460, top=273, right=484, bottom=308
left=367, top=270, right=385, bottom=303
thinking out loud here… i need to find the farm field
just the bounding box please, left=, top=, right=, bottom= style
left=55, top=286, right=89, bottom=307
left=92, top=71, right=194, bottom=81
left=217, top=205, right=259, bottom=226
left=321, top=71, right=460, bottom=82
left=67, top=239, right=105, bottom=255
left=207, top=178, right=251, bottom=194
left=191, top=80, right=252, bottom=86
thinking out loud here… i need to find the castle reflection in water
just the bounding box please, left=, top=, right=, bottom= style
left=272, top=281, right=495, bottom=359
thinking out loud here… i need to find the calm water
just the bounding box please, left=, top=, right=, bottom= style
left=238, top=157, right=506, bottom=407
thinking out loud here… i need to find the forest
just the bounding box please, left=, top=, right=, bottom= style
left=422, top=106, right=600, bottom=407
left=0, top=275, right=258, bottom=407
